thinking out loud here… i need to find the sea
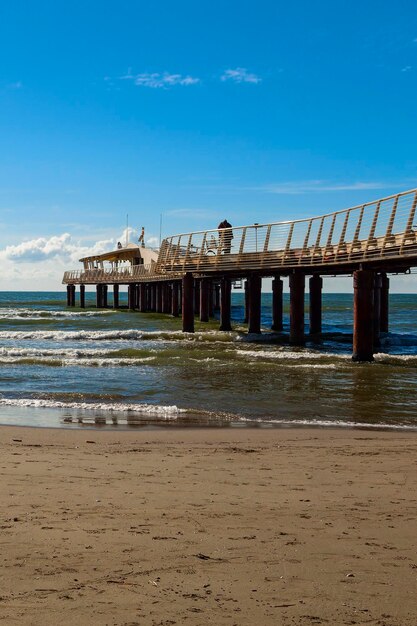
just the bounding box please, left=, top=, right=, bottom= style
left=0, top=291, right=415, bottom=431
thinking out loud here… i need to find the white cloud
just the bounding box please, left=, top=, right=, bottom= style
left=255, top=180, right=403, bottom=195
left=0, top=233, right=113, bottom=264
left=120, top=72, right=200, bottom=88
left=0, top=229, right=164, bottom=290
left=220, top=68, right=261, bottom=84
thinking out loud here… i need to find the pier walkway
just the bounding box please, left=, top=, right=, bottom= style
left=63, top=188, right=417, bottom=361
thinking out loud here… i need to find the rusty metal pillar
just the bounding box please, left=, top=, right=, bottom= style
left=178, top=282, right=182, bottom=314
left=243, top=280, right=249, bottom=324
left=128, top=284, right=135, bottom=310
left=309, top=274, right=323, bottom=335
left=69, top=284, right=76, bottom=307
left=150, top=284, right=157, bottom=311
left=219, top=277, right=232, bottom=331
left=194, top=280, right=200, bottom=316
left=156, top=283, right=163, bottom=313
left=248, top=274, right=262, bottom=334
left=113, top=284, right=119, bottom=309
left=79, top=284, right=85, bottom=308
left=182, top=273, right=194, bottom=333
left=163, top=283, right=171, bottom=314
left=66, top=285, right=72, bottom=307
left=289, top=273, right=305, bottom=345
left=171, top=281, right=179, bottom=317
left=380, top=273, right=389, bottom=333
left=208, top=282, right=214, bottom=318
left=352, top=270, right=374, bottom=362
left=139, top=283, right=147, bottom=312
left=96, top=284, right=102, bottom=308
left=214, top=284, right=220, bottom=310
left=200, top=278, right=210, bottom=322
left=373, top=274, right=382, bottom=349
left=271, top=277, right=283, bottom=331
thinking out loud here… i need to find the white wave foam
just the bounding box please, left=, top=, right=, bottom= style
left=0, top=329, right=233, bottom=342
left=374, top=352, right=417, bottom=364
left=234, top=349, right=350, bottom=361
left=238, top=417, right=417, bottom=431
left=0, top=355, right=156, bottom=367
left=0, top=398, right=182, bottom=417
left=0, top=308, right=116, bottom=319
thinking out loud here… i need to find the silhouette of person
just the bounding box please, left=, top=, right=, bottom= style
left=218, top=219, right=233, bottom=253
left=138, top=226, right=145, bottom=247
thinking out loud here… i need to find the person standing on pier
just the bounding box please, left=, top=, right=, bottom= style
left=138, top=226, right=145, bottom=248
left=218, top=219, right=233, bottom=253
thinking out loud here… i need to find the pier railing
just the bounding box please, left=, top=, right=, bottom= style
left=156, top=188, right=417, bottom=274
left=63, top=188, right=417, bottom=285
left=63, top=263, right=160, bottom=285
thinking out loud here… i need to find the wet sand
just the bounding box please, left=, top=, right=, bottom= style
left=0, top=426, right=416, bottom=626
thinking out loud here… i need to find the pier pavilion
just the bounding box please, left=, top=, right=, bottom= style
left=63, top=188, right=417, bottom=361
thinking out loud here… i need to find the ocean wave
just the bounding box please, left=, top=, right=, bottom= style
left=374, top=353, right=417, bottom=365
left=0, top=356, right=156, bottom=367
left=234, top=348, right=350, bottom=361
left=238, top=417, right=417, bottom=431
left=0, top=329, right=235, bottom=342
left=0, top=397, right=182, bottom=417
left=0, top=308, right=117, bottom=320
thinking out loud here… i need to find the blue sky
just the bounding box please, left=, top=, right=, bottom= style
left=1, top=0, right=417, bottom=290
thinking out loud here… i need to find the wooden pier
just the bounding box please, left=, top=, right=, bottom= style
left=63, top=188, right=417, bottom=361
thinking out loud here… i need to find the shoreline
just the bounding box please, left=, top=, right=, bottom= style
left=0, top=426, right=416, bottom=625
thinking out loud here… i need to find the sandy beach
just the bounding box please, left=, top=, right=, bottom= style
left=0, top=426, right=416, bottom=626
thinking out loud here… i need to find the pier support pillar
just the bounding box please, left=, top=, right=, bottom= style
left=171, top=281, right=179, bottom=317
left=373, top=274, right=382, bottom=349
left=200, top=278, right=210, bottom=322
left=150, top=284, right=157, bottom=312
left=243, top=281, right=249, bottom=324
left=289, top=273, right=305, bottom=345
left=219, top=277, right=232, bottom=331
left=67, top=285, right=76, bottom=307
left=102, top=285, right=108, bottom=309
left=194, top=280, right=200, bottom=316
left=156, top=283, right=163, bottom=313
left=380, top=273, right=389, bottom=333
left=128, top=285, right=135, bottom=310
left=271, top=277, right=283, bottom=331
left=163, top=283, right=171, bottom=314
left=96, top=285, right=102, bottom=308
left=309, top=274, right=323, bottom=335
left=248, top=274, right=262, bottom=334
left=139, top=283, right=147, bottom=312
left=208, top=282, right=214, bottom=318
left=79, top=284, right=85, bottom=308
left=352, top=270, right=374, bottom=362
left=113, top=284, right=119, bottom=309
left=214, top=284, right=220, bottom=311
left=182, top=273, right=194, bottom=333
